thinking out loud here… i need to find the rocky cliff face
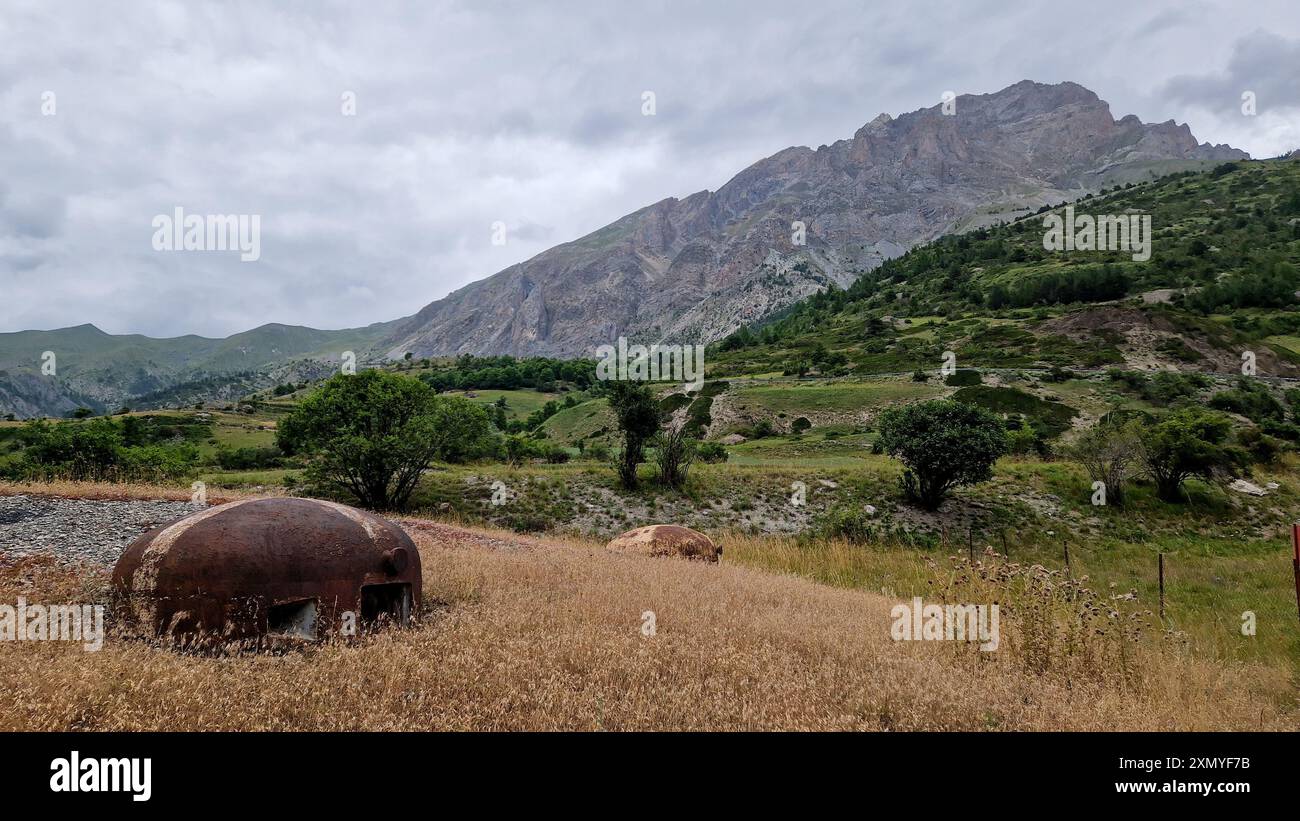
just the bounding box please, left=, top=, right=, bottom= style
left=382, top=80, right=1246, bottom=359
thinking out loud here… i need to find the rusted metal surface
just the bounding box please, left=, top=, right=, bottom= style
left=112, top=498, right=421, bottom=645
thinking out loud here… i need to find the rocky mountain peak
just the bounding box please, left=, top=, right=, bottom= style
left=371, top=81, right=1246, bottom=359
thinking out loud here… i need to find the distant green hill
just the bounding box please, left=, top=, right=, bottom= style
left=711, top=158, right=1300, bottom=379
left=0, top=320, right=402, bottom=418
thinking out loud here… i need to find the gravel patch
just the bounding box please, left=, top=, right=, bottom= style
left=1, top=494, right=537, bottom=568
left=0, top=494, right=199, bottom=566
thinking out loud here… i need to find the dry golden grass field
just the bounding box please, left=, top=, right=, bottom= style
left=0, top=490, right=1295, bottom=731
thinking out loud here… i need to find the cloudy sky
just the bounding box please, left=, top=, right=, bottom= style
left=2, top=0, right=1298, bottom=338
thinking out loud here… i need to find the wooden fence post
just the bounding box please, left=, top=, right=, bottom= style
left=1292, top=524, right=1300, bottom=624
left=1158, top=552, right=1166, bottom=622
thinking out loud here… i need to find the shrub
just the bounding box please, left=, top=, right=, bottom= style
left=1208, top=378, right=1286, bottom=423
left=13, top=418, right=199, bottom=482
left=504, top=435, right=540, bottom=466
left=1148, top=371, right=1208, bottom=405
left=653, top=426, right=696, bottom=489
left=543, top=444, right=571, bottom=464
left=607, top=381, right=661, bottom=489
left=119, top=444, right=201, bottom=481
left=944, top=368, right=982, bottom=387
left=816, top=506, right=877, bottom=542
left=1042, top=366, right=1077, bottom=383
left=1067, top=419, right=1142, bottom=507
left=1285, top=388, right=1300, bottom=418
left=522, top=399, right=562, bottom=431
left=1135, top=408, right=1239, bottom=502
left=696, top=441, right=729, bottom=463
left=215, top=446, right=284, bottom=471
left=1237, top=426, right=1282, bottom=464
left=1260, top=418, right=1300, bottom=442
left=500, top=510, right=550, bottom=533
left=877, top=400, right=1009, bottom=510
left=1005, top=418, right=1041, bottom=456
left=277, top=370, right=493, bottom=510
left=1107, top=369, right=1206, bottom=406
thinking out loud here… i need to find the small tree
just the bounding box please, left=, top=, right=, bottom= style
left=653, top=425, right=695, bottom=489
left=1135, top=408, right=1239, bottom=502
left=877, top=400, right=1008, bottom=510
left=606, top=381, right=660, bottom=489
left=944, top=368, right=983, bottom=387
left=696, top=440, right=729, bottom=463
left=1068, top=419, right=1142, bottom=507
left=1005, top=417, right=1040, bottom=456
left=542, top=444, right=571, bottom=464
left=277, top=370, right=491, bottom=510
left=503, top=434, right=537, bottom=466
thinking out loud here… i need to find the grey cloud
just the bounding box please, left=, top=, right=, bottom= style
left=510, top=222, right=555, bottom=243
left=0, top=0, right=1297, bottom=338
left=1133, top=5, right=1203, bottom=38
left=0, top=252, right=44, bottom=272
left=0, top=192, right=64, bottom=239
left=1163, top=30, right=1300, bottom=114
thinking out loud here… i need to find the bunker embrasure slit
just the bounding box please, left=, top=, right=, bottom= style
left=361, top=582, right=412, bottom=627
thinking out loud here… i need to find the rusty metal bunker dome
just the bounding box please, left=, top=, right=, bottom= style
left=112, top=498, right=421, bottom=642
